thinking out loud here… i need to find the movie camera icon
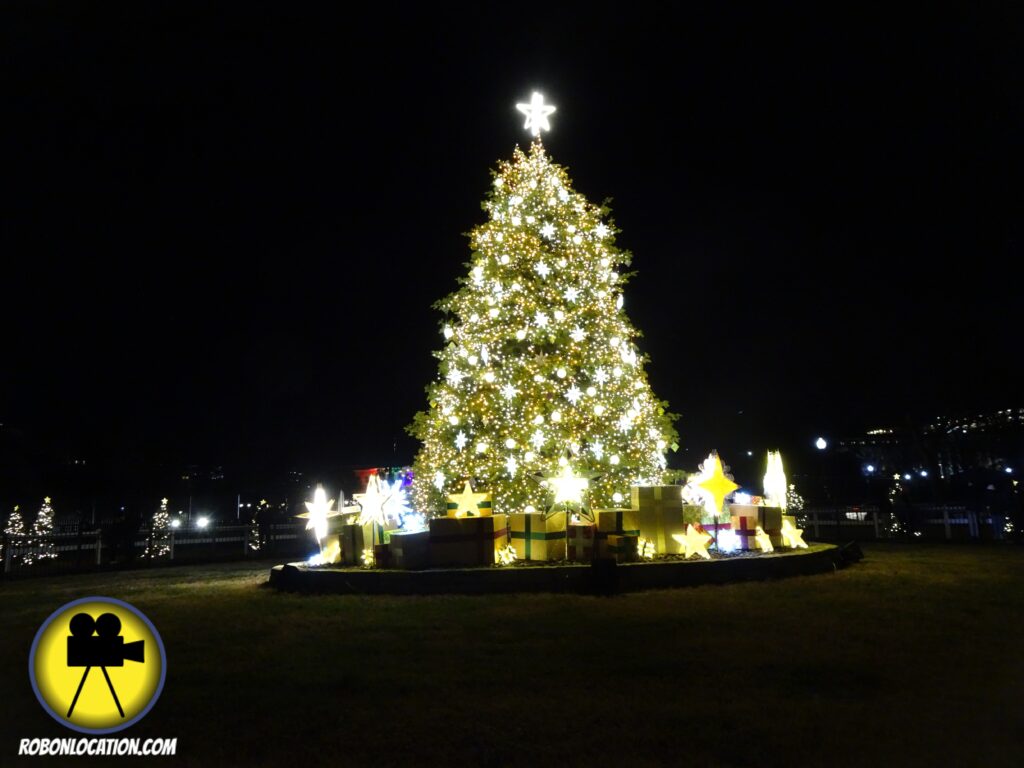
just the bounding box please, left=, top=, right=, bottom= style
left=66, top=612, right=145, bottom=719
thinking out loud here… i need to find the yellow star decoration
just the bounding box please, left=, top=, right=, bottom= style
left=44, top=496, right=51, bottom=505
left=448, top=480, right=489, bottom=518
left=781, top=518, right=807, bottom=549
left=672, top=523, right=712, bottom=560
left=754, top=525, right=774, bottom=553
left=696, top=452, right=739, bottom=517
left=549, top=465, right=590, bottom=505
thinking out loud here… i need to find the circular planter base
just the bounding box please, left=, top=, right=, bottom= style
left=269, top=543, right=841, bottom=595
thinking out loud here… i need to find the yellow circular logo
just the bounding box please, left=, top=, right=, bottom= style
left=29, top=597, right=166, bottom=734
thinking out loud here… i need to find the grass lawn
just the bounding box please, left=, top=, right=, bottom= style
left=2, top=543, right=1023, bottom=767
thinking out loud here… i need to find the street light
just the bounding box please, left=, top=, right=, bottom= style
left=815, top=437, right=827, bottom=451
left=170, top=518, right=181, bottom=529
left=196, top=516, right=210, bottom=529
left=866, top=464, right=875, bottom=474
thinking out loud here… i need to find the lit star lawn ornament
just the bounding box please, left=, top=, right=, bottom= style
left=354, top=475, right=403, bottom=528
left=694, top=452, right=740, bottom=517
left=780, top=518, right=807, bottom=549
left=673, top=523, right=713, bottom=560
left=754, top=526, right=775, bottom=553
left=295, top=485, right=343, bottom=544
left=495, top=544, right=517, bottom=565
left=516, top=91, right=556, bottom=136
left=534, top=465, right=599, bottom=521
left=447, top=480, right=490, bottom=518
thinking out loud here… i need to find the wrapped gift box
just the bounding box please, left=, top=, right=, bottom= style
left=566, top=522, right=596, bottom=562
left=594, top=509, right=640, bottom=542
left=758, top=506, right=784, bottom=546
left=429, top=514, right=508, bottom=567
left=373, top=542, right=391, bottom=568
left=509, top=511, right=566, bottom=561
left=389, top=530, right=430, bottom=570
left=599, top=533, right=638, bottom=563
left=632, top=485, right=683, bottom=510
left=340, top=521, right=397, bottom=564
left=728, top=511, right=758, bottom=551
left=631, top=485, right=686, bottom=555
left=731, top=504, right=783, bottom=547
left=340, top=523, right=367, bottom=565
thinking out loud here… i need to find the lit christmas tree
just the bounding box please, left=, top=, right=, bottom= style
left=25, top=497, right=58, bottom=566
left=144, top=498, right=172, bottom=559
left=248, top=499, right=269, bottom=553
left=3, top=505, right=27, bottom=565
left=409, top=94, right=678, bottom=515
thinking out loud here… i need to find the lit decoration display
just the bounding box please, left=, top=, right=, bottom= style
left=545, top=465, right=591, bottom=506
left=637, top=536, right=655, bottom=560
left=144, top=498, right=172, bottom=559
left=673, top=523, right=712, bottom=560
left=409, top=105, right=678, bottom=515
left=24, top=497, right=57, bottom=566
left=297, top=486, right=340, bottom=542
left=516, top=92, right=556, bottom=136
left=780, top=518, right=807, bottom=549
left=361, top=548, right=375, bottom=568
left=296, top=486, right=344, bottom=565
left=754, top=526, right=775, bottom=553
left=447, top=481, right=490, bottom=518
left=786, top=483, right=805, bottom=514
left=3, top=504, right=27, bottom=566
left=690, top=452, right=739, bottom=517
left=495, top=543, right=518, bottom=565
left=716, top=528, right=740, bottom=553
left=248, top=499, right=269, bottom=552
left=763, top=450, right=788, bottom=510
left=355, top=475, right=414, bottom=529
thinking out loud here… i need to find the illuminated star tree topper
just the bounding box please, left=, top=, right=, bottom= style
left=516, top=91, right=556, bottom=136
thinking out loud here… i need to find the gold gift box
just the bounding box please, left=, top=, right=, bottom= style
left=509, top=511, right=566, bottom=561
left=429, top=514, right=508, bottom=567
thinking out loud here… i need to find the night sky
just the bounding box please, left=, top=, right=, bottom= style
left=3, top=4, right=1021, bottom=484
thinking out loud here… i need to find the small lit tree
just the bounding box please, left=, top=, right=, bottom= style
left=144, top=498, right=172, bottom=559
left=3, top=505, right=27, bottom=566
left=248, top=499, right=268, bottom=553
left=25, top=497, right=58, bottom=566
